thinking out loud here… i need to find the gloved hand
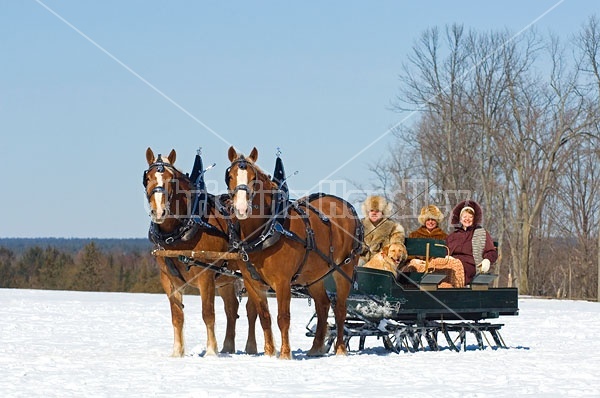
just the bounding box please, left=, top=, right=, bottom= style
left=478, top=258, right=491, bottom=273
left=445, top=255, right=456, bottom=260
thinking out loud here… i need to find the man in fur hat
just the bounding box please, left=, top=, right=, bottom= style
left=409, top=205, right=447, bottom=240
left=360, top=195, right=407, bottom=265
left=446, top=200, right=498, bottom=284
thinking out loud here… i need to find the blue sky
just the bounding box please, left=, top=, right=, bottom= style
left=1, top=0, right=597, bottom=238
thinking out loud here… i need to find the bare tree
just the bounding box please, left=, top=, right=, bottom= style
left=386, top=21, right=600, bottom=296
left=574, top=15, right=600, bottom=300
left=392, top=24, right=478, bottom=193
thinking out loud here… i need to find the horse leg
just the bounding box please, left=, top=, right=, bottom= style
left=159, top=269, right=185, bottom=357
left=274, top=284, right=293, bottom=359
left=306, top=282, right=331, bottom=357
left=332, top=264, right=354, bottom=355
left=224, top=260, right=257, bottom=354
left=243, top=279, right=276, bottom=356
left=245, top=297, right=258, bottom=354
left=196, top=273, right=219, bottom=356
left=217, top=281, right=239, bottom=354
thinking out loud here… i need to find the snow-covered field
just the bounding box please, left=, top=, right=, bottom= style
left=1, top=288, right=599, bottom=397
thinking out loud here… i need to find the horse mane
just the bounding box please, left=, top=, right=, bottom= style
left=254, top=163, right=276, bottom=190
left=163, top=163, right=190, bottom=185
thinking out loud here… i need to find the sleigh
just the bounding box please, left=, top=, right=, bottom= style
left=306, top=238, right=519, bottom=353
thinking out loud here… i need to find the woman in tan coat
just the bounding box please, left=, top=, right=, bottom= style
left=403, top=204, right=465, bottom=288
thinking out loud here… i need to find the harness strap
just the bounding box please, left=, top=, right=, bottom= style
left=164, top=257, right=186, bottom=284
left=148, top=194, right=228, bottom=247
left=178, top=256, right=244, bottom=280
left=149, top=217, right=198, bottom=246
left=293, top=195, right=357, bottom=286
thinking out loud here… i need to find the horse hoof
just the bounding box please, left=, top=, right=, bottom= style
left=245, top=344, right=258, bottom=355
left=220, top=343, right=236, bottom=354
left=307, top=348, right=326, bottom=357
left=264, top=346, right=276, bottom=357
left=205, top=347, right=219, bottom=356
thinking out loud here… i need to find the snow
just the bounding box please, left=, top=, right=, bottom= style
left=1, top=288, right=599, bottom=397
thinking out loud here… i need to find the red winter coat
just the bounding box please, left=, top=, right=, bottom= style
left=446, top=200, right=497, bottom=284
left=446, top=226, right=497, bottom=284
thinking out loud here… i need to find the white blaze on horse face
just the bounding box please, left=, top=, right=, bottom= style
left=233, top=168, right=249, bottom=219
left=151, top=172, right=167, bottom=223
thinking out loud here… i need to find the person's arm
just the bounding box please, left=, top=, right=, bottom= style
left=390, top=223, right=406, bottom=243
left=483, top=231, right=498, bottom=263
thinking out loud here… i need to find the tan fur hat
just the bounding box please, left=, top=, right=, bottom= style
left=417, top=205, right=444, bottom=226
left=361, top=195, right=393, bottom=218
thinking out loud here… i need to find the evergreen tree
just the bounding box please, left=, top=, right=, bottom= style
left=0, top=247, right=16, bottom=288
left=74, top=242, right=103, bottom=292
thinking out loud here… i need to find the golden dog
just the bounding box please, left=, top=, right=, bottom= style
left=362, top=243, right=407, bottom=276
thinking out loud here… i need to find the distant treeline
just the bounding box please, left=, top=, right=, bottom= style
left=0, top=238, right=152, bottom=255
left=0, top=238, right=164, bottom=293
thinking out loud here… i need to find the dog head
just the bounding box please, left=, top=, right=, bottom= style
left=383, top=243, right=407, bottom=266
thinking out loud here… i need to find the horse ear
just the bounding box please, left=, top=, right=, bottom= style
left=249, top=147, right=258, bottom=162
left=146, top=147, right=155, bottom=165
left=228, top=146, right=238, bottom=162
left=167, top=149, right=176, bottom=164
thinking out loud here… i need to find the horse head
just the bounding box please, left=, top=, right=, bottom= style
left=226, top=146, right=275, bottom=220
left=144, top=147, right=187, bottom=224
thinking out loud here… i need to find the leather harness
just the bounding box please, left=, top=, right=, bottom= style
left=223, top=157, right=364, bottom=289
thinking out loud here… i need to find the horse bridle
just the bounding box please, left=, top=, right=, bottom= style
left=143, top=155, right=178, bottom=215
left=225, top=157, right=260, bottom=200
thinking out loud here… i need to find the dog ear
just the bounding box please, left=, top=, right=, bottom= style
left=382, top=244, right=390, bottom=256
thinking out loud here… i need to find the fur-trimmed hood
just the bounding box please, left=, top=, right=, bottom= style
left=417, top=205, right=444, bottom=226
left=361, top=195, right=393, bottom=218
left=450, top=200, right=483, bottom=226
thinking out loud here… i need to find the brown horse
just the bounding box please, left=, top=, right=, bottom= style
left=224, top=146, right=363, bottom=359
left=144, top=147, right=257, bottom=357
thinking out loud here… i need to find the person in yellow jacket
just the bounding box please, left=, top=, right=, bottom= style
left=359, top=195, right=407, bottom=266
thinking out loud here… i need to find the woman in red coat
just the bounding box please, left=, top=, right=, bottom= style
left=446, top=200, right=498, bottom=284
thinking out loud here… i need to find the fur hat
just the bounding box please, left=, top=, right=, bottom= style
left=451, top=200, right=483, bottom=226
left=361, top=195, right=393, bottom=218
left=417, top=205, right=444, bottom=226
